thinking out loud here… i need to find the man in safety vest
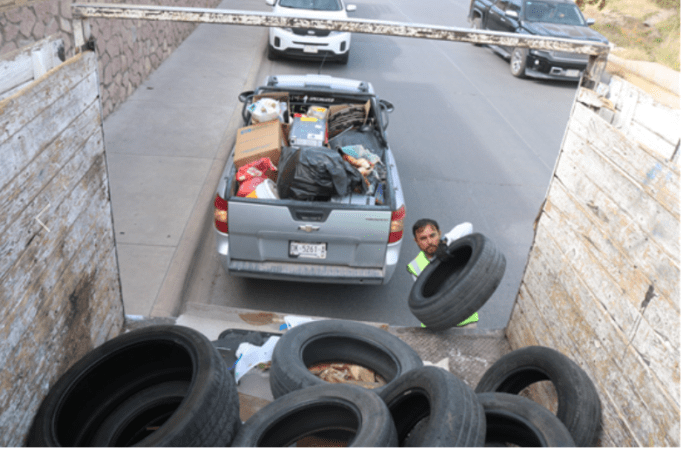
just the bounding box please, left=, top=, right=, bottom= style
left=407, top=218, right=479, bottom=328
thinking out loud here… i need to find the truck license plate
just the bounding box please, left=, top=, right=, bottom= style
left=303, top=46, right=318, bottom=54
left=564, top=69, right=581, bottom=78
left=290, top=241, right=327, bottom=259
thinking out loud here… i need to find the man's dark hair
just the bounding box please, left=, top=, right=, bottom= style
left=412, top=218, right=440, bottom=237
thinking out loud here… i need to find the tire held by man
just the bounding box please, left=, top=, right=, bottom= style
left=408, top=233, right=506, bottom=331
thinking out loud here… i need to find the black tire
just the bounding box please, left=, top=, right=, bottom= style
left=470, top=17, right=483, bottom=46
left=379, top=366, right=486, bottom=447
left=231, top=384, right=397, bottom=447
left=478, top=392, right=576, bottom=447
left=475, top=346, right=601, bottom=447
left=27, top=325, right=240, bottom=447
left=510, top=47, right=528, bottom=78
left=338, top=51, right=350, bottom=65
left=269, top=319, right=423, bottom=398
left=408, top=233, right=506, bottom=331
left=267, top=44, right=279, bottom=61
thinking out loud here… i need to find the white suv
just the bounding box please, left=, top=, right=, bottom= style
left=266, top=0, right=357, bottom=64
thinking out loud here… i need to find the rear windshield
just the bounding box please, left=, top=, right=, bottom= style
left=524, top=1, right=586, bottom=26
left=279, top=0, right=342, bottom=11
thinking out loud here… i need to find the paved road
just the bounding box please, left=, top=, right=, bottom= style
left=192, top=0, right=579, bottom=329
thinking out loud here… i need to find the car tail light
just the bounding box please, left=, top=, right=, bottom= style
left=214, top=194, right=228, bottom=233
left=388, top=205, right=405, bottom=243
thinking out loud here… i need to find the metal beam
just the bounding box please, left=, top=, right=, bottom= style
left=72, top=3, right=609, bottom=55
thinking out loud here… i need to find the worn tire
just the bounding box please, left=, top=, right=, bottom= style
left=27, top=325, right=240, bottom=447
left=231, top=384, right=397, bottom=447
left=379, top=366, right=486, bottom=447
left=510, top=47, right=528, bottom=78
left=475, top=346, right=601, bottom=447
left=338, top=51, right=350, bottom=65
left=408, top=233, right=506, bottom=331
left=478, top=392, right=576, bottom=447
left=269, top=319, right=423, bottom=398
left=267, top=44, right=279, bottom=61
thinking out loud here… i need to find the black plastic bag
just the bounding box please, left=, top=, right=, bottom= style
left=277, top=146, right=364, bottom=201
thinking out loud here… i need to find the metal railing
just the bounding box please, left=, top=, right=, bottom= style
left=71, top=3, right=610, bottom=87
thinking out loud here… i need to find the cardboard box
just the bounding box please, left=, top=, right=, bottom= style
left=234, top=120, right=286, bottom=180
left=328, top=100, right=371, bottom=137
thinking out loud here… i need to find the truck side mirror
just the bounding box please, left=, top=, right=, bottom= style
left=346, top=4, right=357, bottom=12
left=586, top=18, right=595, bottom=26
left=266, top=0, right=276, bottom=6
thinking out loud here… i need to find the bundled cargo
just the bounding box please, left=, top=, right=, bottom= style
left=214, top=74, right=403, bottom=285
left=276, top=146, right=365, bottom=201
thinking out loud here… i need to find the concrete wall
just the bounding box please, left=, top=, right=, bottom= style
left=0, top=39, right=124, bottom=447
left=506, top=75, right=680, bottom=446
left=1, top=0, right=222, bottom=118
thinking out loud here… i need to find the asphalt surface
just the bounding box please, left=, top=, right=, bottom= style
left=201, top=0, right=580, bottom=329
left=104, top=0, right=677, bottom=330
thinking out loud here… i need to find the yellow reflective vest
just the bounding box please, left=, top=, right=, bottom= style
left=407, top=251, right=479, bottom=326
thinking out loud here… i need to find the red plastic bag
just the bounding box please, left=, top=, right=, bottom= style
left=237, top=177, right=266, bottom=197
left=236, top=157, right=277, bottom=182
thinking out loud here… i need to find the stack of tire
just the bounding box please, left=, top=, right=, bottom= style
left=26, top=320, right=600, bottom=447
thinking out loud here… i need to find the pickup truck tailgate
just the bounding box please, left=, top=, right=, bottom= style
left=227, top=201, right=391, bottom=267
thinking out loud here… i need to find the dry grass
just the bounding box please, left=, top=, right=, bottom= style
left=580, top=0, right=680, bottom=71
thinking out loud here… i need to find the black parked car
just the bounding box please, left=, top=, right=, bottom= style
left=468, top=0, right=609, bottom=80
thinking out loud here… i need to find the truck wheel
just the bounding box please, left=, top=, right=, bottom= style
left=475, top=346, right=601, bottom=447
left=338, top=51, right=350, bottom=65
left=408, top=233, right=506, bottom=331
left=27, top=325, right=240, bottom=447
left=269, top=319, right=423, bottom=398
left=267, top=44, right=279, bottom=61
left=231, top=384, right=397, bottom=447
left=470, top=17, right=483, bottom=46
left=510, top=47, right=528, bottom=78
left=379, top=366, right=486, bottom=447
left=478, top=392, right=576, bottom=447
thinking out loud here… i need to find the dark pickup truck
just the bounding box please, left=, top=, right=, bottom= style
left=468, top=0, right=609, bottom=80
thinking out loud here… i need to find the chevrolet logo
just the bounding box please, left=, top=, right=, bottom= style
left=298, top=225, right=320, bottom=232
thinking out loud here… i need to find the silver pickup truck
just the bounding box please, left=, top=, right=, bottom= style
left=213, top=74, right=406, bottom=284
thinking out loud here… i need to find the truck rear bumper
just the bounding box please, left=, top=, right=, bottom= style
left=227, top=259, right=385, bottom=285
left=216, top=230, right=402, bottom=285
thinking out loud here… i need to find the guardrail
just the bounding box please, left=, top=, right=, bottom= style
left=71, top=3, right=610, bottom=88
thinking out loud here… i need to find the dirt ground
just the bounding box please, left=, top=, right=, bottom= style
left=579, top=0, right=680, bottom=71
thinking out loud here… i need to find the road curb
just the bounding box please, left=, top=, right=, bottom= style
left=150, top=30, right=268, bottom=319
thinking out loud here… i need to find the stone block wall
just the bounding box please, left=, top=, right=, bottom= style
left=1, top=0, right=222, bottom=118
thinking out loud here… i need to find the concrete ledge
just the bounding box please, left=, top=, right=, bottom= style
left=608, top=54, right=679, bottom=95
left=606, top=54, right=680, bottom=109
